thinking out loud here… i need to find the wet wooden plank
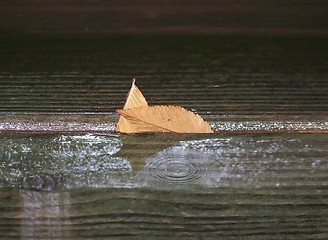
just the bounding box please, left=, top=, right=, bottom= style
left=1, top=187, right=327, bottom=239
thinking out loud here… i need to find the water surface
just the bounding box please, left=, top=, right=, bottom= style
left=0, top=33, right=327, bottom=239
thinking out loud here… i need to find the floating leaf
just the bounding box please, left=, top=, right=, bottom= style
left=116, top=80, right=213, bottom=134
left=116, top=78, right=148, bottom=133
left=121, top=78, right=148, bottom=109
left=117, top=106, right=213, bottom=133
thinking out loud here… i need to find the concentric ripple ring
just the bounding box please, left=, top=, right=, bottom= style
left=145, top=157, right=208, bottom=184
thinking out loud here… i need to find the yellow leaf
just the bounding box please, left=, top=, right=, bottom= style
left=116, top=78, right=148, bottom=133
left=122, top=78, right=148, bottom=109
left=117, top=105, right=213, bottom=133
left=116, top=79, right=213, bottom=134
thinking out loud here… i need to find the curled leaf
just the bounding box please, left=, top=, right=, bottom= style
left=117, top=105, right=213, bottom=133
left=116, top=79, right=148, bottom=133
left=116, top=80, right=213, bottom=134
left=122, top=78, right=148, bottom=109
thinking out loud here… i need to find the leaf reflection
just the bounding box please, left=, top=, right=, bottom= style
left=116, top=133, right=186, bottom=171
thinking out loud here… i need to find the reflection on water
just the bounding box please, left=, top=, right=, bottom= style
left=20, top=190, right=71, bottom=239
left=0, top=133, right=327, bottom=190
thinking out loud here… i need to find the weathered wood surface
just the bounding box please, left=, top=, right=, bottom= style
left=0, top=35, right=327, bottom=133
left=1, top=186, right=327, bottom=239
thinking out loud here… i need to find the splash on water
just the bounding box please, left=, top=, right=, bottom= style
left=212, top=120, right=328, bottom=132
left=143, top=135, right=327, bottom=188
left=0, top=133, right=326, bottom=190
left=0, top=134, right=131, bottom=190
left=145, top=152, right=209, bottom=185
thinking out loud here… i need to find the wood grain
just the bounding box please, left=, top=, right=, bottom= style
left=1, top=187, right=327, bottom=239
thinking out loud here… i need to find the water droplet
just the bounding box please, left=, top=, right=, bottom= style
left=145, top=155, right=208, bottom=185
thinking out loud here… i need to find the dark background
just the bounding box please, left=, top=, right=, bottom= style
left=1, top=0, right=327, bottom=33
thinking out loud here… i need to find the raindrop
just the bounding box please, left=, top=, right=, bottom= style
left=145, top=155, right=208, bottom=185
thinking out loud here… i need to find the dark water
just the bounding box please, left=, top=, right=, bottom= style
left=0, top=33, right=327, bottom=239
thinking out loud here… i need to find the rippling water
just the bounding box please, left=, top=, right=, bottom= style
left=1, top=133, right=327, bottom=190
